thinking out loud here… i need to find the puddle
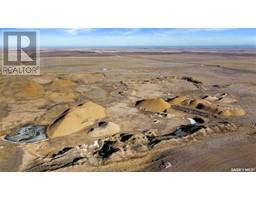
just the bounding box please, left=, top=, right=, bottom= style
left=169, top=124, right=205, bottom=138
left=98, top=141, right=120, bottom=159
left=4, top=125, right=48, bottom=143
left=149, top=124, right=205, bottom=146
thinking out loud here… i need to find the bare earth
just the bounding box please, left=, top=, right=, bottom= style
left=0, top=48, right=256, bottom=172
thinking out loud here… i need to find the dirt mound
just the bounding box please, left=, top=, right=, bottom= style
left=47, top=101, right=106, bottom=138
left=47, top=78, right=77, bottom=103
left=50, top=79, right=75, bottom=91
left=186, top=99, right=214, bottom=111
left=88, top=121, right=121, bottom=138
left=202, top=95, right=219, bottom=102
left=67, top=73, right=105, bottom=84
left=217, top=97, right=238, bottom=104
left=136, top=98, right=171, bottom=112
left=0, top=77, right=44, bottom=99
left=169, top=96, right=246, bottom=118
left=31, top=76, right=53, bottom=85
left=19, top=81, right=45, bottom=98
left=47, top=92, right=77, bottom=103
left=168, top=96, right=189, bottom=106
left=168, top=96, right=213, bottom=111
left=218, top=107, right=246, bottom=117
left=203, top=93, right=238, bottom=104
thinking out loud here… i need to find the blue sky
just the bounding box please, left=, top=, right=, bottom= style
left=0, top=28, right=255, bottom=48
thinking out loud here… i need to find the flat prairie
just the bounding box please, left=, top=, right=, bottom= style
left=1, top=48, right=256, bottom=172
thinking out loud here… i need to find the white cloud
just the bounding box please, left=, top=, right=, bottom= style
left=64, top=28, right=95, bottom=35
left=183, top=28, right=237, bottom=32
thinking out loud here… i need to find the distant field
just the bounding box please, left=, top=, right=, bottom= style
left=1, top=48, right=256, bottom=172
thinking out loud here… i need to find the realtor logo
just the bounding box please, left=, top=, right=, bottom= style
left=2, top=31, right=40, bottom=75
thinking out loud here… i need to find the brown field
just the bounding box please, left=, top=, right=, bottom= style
left=1, top=48, right=256, bottom=172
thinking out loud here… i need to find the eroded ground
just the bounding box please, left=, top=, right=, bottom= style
left=0, top=49, right=256, bottom=172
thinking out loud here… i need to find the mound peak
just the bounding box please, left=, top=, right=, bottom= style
left=47, top=101, right=106, bottom=138
left=136, top=98, right=170, bottom=113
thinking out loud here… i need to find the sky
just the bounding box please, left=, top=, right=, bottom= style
left=0, top=28, right=255, bottom=48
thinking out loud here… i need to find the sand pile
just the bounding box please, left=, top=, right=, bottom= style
left=168, top=96, right=212, bottom=110
left=168, top=96, right=189, bottom=106
left=31, top=75, right=54, bottom=85
left=67, top=73, right=105, bottom=84
left=0, top=77, right=43, bottom=99
left=136, top=98, right=170, bottom=112
left=50, top=79, right=75, bottom=91
left=218, top=107, right=246, bottom=117
left=47, top=92, right=77, bottom=103
left=168, top=96, right=246, bottom=117
left=19, top=81, right=45, bottom=97
left=202, top=95, right=218, bottom=102
left=47, top=79, right=77, bottom=103
left=203, top=93, right=238, bottom=104
left=47, top=101, right=106, bottom=138
left=88, top=121, right=121, bottom=138
left=186, top=99, right=213, bottom=110
left=217, top=97, right=238, bottom=104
